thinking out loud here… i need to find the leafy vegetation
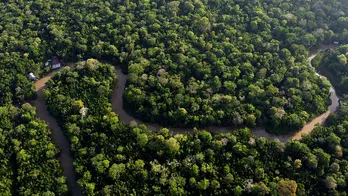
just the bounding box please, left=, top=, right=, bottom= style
left=0, top=104, right=68, bottom=195
left=121, top=0, right=335, bottom=132
left=312, top=44, right=348, bottom=96
left=3, top=0, right=348, bottom=195
left=2, top=0, right=348, bottom=132
left=45, top=59, right=117, bottom=118
left=44, top=62, right=348, bottom=196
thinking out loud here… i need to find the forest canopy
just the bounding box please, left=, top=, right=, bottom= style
left=2, top=0, right=348, bottom=132
left=43, top=62, right=348, bottom=196
left=44, top=59, right=117, bottom=118
left=312, top=44, right=348, bottom=97
left=0, top=104, right=67, bottom=195
left=2, top=0, right=348, bottom=195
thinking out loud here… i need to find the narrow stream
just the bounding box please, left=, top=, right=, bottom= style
left=292, top=44, right=340, bottom=140
left=34, top=68, right=83, bottom=196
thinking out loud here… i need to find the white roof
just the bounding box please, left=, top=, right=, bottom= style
left=45, top=62, right=49, bottom=66
left=28, top=73, right=37, bottom=79
left=52, top=63, right=61, bottom=69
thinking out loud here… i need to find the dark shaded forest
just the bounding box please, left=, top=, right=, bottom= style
left=312, top=44, right=348, bottom=97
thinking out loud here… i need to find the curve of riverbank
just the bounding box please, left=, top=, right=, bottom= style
left=31, top=44, right=339, bottom=195
left=112, top=44, right=340, bottom=142
left=34, top=67, right=83, bottom=196
left=292, top=44, right=339, bottom=140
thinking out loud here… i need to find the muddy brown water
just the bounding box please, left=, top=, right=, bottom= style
left=33, top=45, right=339, bottom=195
left=292, top=44, right=340, bottom=140
left=34, top=66, right=83, bottom=196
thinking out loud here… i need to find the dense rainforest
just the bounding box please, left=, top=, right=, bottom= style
left=44, top=59, right=348, bottom=195
left=0, top=104, right=68, bottom=195
left=312, top=44, right=348, bottom=97
left=3, top=0, right=348, bottom=131
left=2, top=0, right=348, bottom=195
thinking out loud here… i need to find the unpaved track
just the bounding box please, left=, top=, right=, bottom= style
left=34, top=67, right=83, bottom=196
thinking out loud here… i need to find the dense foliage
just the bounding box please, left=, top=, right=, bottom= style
left=0, top=104, right=67, bottom=195
left=121, top=0, right=335, bottom=132
left=3, top=0, right=348, bottom=195
left=45, top=62, right=348, bottom=196
left=45, top=59, right=117, bottom=118
left=2, top=0, right=348, bottom=131
left=312, top=44, right=348, bottom=96
left=0, top=71, right=36, bottom=105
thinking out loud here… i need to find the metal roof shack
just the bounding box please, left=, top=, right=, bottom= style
left=51, top=58, right=61, bottom=70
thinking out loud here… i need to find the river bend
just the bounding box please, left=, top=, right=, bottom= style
left=112, top=45, right=340, bottom=142
left=34, top=67, right=83, bottom=196
left=33, top=45, right=339, bottom=195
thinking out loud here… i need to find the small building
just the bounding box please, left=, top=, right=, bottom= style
left=28, top=73, right=38, bottom=81
left=334, top=41, right=339, bottom=45
left=51, top=58, right=61, bottom=70
left=52, top=63, right=61, bottom=69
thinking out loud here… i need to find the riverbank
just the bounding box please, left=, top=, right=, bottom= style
left=33, top=65, right=83, bottom=196
left=31, top=44, right=339, bottom=195
left=111, top=44, right=339, bottom=142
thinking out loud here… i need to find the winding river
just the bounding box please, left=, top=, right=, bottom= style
left=33, top=45, right=339, bottom=195
left=34, top=66, right=83, bottom=196
left=112, top=44, right=340, bottom=142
